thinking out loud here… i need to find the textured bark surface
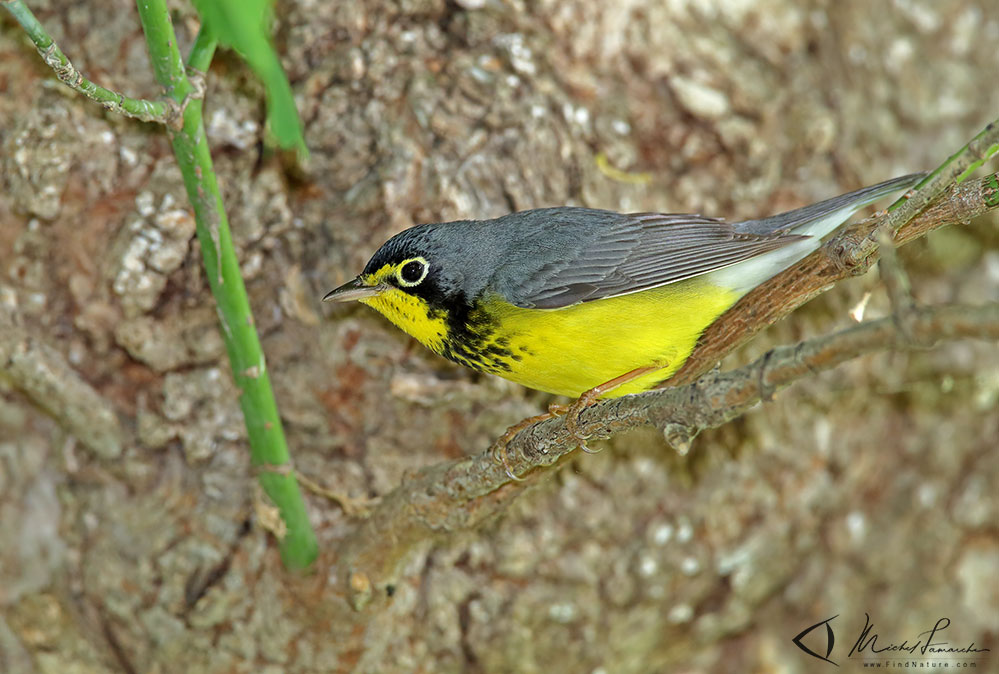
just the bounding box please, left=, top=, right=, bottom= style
left=1, top=1, right=997, bottom=672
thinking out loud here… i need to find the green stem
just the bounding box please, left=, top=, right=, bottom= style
left=2, top=0, right=170, bottom=123
left=883, top=117, right=999, bottom=229
left=186, top=25, right=217, bottom=73
left=134, top=0, right=317, bottom=569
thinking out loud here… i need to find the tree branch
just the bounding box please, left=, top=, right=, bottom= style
left=338, top=298, right=999, bottom=608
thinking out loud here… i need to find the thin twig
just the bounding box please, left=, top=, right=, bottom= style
left=876, top=228, right=919, bottom=342
left=295, top=471, right=380, bottom=517
left=2, top=0, right=173, bottom=123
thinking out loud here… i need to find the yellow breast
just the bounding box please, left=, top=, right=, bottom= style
left=482, top=279, right=740, bottom=397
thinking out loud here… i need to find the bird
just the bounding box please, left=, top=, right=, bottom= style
left=324, top=173, right=921, bottom=476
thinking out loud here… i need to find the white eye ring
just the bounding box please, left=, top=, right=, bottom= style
left=396, top=257, right=429, bottom=287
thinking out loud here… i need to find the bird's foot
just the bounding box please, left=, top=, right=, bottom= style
left=492, top=365, right=665, bottom=477
left=547, top=397, right=600, bottom=453
left=490, top=409, right=557, bottom=481
left=558, top=365, right=664, bottom=452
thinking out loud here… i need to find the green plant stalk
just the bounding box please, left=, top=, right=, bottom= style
left=134, top=0, right=317, bottom=569
left=885, top=117, right=999, bottom=217
left=186, top=25, right=217, bottom=73
left=2, top=0, right=170, bottom=122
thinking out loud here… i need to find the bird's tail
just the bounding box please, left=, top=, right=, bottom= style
left=734, top=173, right=924, bottom=237
left=710, top=173, right=924, bottom=295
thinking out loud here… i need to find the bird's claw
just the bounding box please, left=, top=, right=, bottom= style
left=490, top=436, right=526, bottom=482
left=491, top=393, right=607, bottom=480
left=492, top=409, right=559, bottom=481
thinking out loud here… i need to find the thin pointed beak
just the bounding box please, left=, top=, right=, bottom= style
left=322, top=277, right=384, bottom=303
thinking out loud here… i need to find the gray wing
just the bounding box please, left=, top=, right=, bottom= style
left=503, top=173, right=924, bottom=310
left=507, top=212, right=804, bottom=309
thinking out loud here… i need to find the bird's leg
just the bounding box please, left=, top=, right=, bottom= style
left=552, top=365, right=664, bottom=451
left=491, top=364, right=664, bottom=479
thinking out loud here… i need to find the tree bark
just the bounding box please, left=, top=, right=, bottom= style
left=1, top=1, right=997, bottom=672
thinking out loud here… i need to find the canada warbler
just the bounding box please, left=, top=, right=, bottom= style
left=324, top=174, right=920, bottom=401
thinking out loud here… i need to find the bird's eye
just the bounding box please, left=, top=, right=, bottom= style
left=396, top=258, right=428, bottom=287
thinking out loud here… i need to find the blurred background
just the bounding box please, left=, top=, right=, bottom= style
left=1, top=0, right=997, bottom=671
